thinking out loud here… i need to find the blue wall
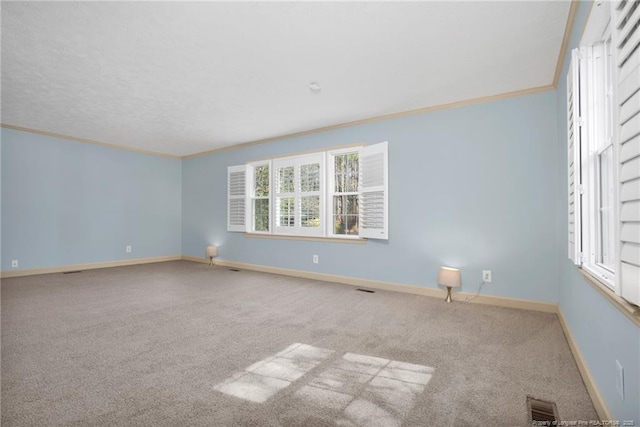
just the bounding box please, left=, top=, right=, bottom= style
left=555, top=1, right=639, bottom=421
left=1, top=128, right=182, bottom=270
left=183, top=91, right=560, bottom=303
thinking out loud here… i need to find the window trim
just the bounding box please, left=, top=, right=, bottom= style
left=567, top=0, right=640, bottom=307
left=327, top=146, right=363, bottom=239
left=248, top=160, right=271, bottom=235
left=592, top=29, right=617, bottom=277
left=227, top=142, right=387, bottom=241
left=273, top=152, right=325, bottom=237
left=573, top=8, right=620, bottom=293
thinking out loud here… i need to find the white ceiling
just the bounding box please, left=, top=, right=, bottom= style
left=1, top=1, right=571, bottom=157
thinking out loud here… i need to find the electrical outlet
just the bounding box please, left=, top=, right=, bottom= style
left=126, top=245, right=132, bottom=253
left=312, top=255, right=319, bottom=264
left=11, top=260, right=19, bottom=268
left=482, top=270, right=492, bottom=282
left=616, top=360, right=624, bottom=399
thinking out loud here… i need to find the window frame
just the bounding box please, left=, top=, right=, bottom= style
left=273, top=152, right=325, bottom=237
left=578, top=12, right=619, bottom=291
left=327, top=147, right=362, bottom=239
left=571, top=0, right=640, bottom=307
left=248, top=160, right=271, bottom=234
left=228, top=142, right=388, bottom=241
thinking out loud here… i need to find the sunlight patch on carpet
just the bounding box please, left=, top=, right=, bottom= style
left=214, top=343, right=333, bottom=403
left=214, top=342, right=435, bottom=425
left=303, top=352, right=434, bottom=426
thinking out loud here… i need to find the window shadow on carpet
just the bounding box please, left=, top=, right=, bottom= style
left=214, top=343, right=435, bottom=427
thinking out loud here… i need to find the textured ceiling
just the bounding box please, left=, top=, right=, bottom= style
left=1, top=1, right=571, bottom=157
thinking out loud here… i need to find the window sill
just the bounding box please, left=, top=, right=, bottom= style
left=245, top=233, right=367, bottom=244
left=579, top=268, right=640, bottom=328
left=581, top=264, right=615, bottom=290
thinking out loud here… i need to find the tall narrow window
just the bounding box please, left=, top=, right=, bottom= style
left=300, top=162, right=321, bottom=228
left=250, top=162, right=270, bottom=233
left=329, top=149, right=360, bottom=236
left=566, top=1, right=632, bottom=295
left=276, top=165, right=295, bottom=229
left=584, top=31, right=616, bottom=285
left=597, top=31, right=616, bottom=271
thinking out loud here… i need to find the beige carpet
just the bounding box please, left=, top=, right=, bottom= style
left=1, top=261, right=596, bottom=426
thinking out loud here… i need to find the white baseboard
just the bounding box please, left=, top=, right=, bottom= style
left=181, top=255, right=211, bottom=264
left=0, top=255, right=182, bottom=278
left=557, top=307, right=612, bottom=421
left=182, top=256, right=557, bottom=313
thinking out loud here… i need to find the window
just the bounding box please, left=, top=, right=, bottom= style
left=569, top=19, right=618, bottom=287
left=329, top=149, right=360, bottom=236
left=273, top=153, right=324, bottom=236
left=249, top=162, right=270, bottom=233
left=583, top=28, right=617, bottom=285
left=567, top=1, right=640, bottom=306
left=596, top=32, right=616, bottom=273
left=228, top=142, right=388, bottom=240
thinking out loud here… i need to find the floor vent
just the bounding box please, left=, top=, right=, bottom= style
left=63, top=271, right=83, bottom=274
left=229, top=268, right=241, bottom=272
left=356, top=288, right=375, bottom=293
left=527, top=396, right=558, bottom=424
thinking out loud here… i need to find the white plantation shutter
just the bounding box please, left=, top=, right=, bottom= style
left=227, top=165, right=248, bottom=232
left=613, top=0, right=640, bottom=304
left=568, top=49, right=584, bottom=265
left=359, top=141, right=388, bottom=240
